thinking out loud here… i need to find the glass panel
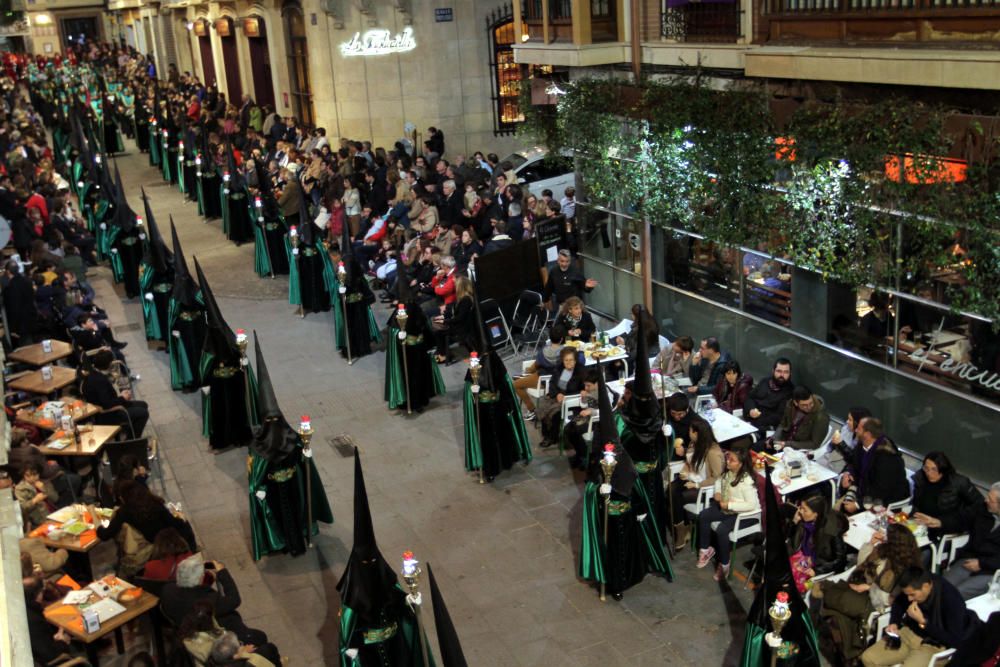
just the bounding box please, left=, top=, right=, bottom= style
left=651, top=280, right=1000, bottom=483
left=579, top=257, right=617, bottom=316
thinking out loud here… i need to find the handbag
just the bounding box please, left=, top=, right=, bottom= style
left=789, top=549, right=814, bottom=594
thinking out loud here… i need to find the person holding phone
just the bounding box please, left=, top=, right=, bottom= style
left=860, top=566, right=978, bottom=666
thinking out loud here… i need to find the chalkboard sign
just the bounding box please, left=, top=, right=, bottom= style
left=535, top=214, right=566, bottom=265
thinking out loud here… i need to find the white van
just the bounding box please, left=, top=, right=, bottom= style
left=500, top=147, right=576, bottom=199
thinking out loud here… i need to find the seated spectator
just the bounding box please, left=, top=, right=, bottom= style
left=82, top=349, right=149, bottom=438
left=14, top=463, right=59, bottom=528
left=535, top=346, right=586, bottom=449
left=143, top=527, right=195, bottom=581
left=787, top=495, right=848, bottom=592
left=653, top=335, right=694, bottom=378
left=666, top=392, right=696, bottom=459
left=424, top=255, right=457, bottom=318
left=687, top=336, right=731, bottom=396
left=712, top=360, right=753, bottom=415
left=513, top=324, right=567, bottom=420
left=861, top=567, right=978, bottom=666
left=910, top=451, right=981, bottom=542
left=454, top=228, right=481, bottom=273
left=5, top=428, right=81, bottom=506
left=163, top=554, right=269, bottom=648
left=23, top=574, right=80, bottom=665
left=829, top=406, right=872, bottom=458
left=838, top=418, right=911, bottom=515
left=943, top=482, right=1000, bottom=599
left=112, top=453, right=150, bottom=503
left=20, top=536, right=69, bottom=577
left=744, top=358, right=794, bottom=439
left=432, top=275, right=475, bottom=364
left=817, top=523, right=921, bottom=664
left=696, top=447, right=760, bottom=581
left=563, top=369, right=617, bottom=471
left=771, top=385, right=830, bottom=452
left=553, top=296, right=595, bottom=343
left=210, top=630, right=280, bottom=667
left=669, top=418, right=723, bottom=549
left=94, top=480, right=196, bottom=554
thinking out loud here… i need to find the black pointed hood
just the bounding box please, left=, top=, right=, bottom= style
left=427, top=563, right=468, bottom=667
left=250, top=331, right=300, bottom=462
left=336, top=447, right=403, bottom=624
left=464, top=280, right=508, bottom=394
left=113, top=163, right=137, bottom=232
left=621, top=305, right=663, bottom=439
left=194, top=257, right=239, bottom=363
left=224, top=136, right=244, bottom=190
left=297, top=174, right=314, bottom=245
left=340, top=200, right=352, bottom=255
left=741, top=469, right=822, bottom=666
left=588, top=361, right=638, bottom=496
left=141, top=188, right=173, bottom=276
left=170, top=217, right=200, bottom=309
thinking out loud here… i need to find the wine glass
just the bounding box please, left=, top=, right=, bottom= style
left=872, top=498, right=886, bottom=531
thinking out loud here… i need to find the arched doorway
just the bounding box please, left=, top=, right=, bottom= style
left=217, top=17, right=243, bottom=104
left=245, top=16, right=275, bottom=109
left=281, top=2, right=313, bottom=126
left=195, top=20, right=217, bottom=87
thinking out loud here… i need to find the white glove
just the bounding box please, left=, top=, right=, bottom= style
left=291, top=248, right=299, bottom=256
left=765, top=632, right=782, bottom=648
left=138, top=233, right=146, bottom=241
left=600, top=483, right=612, bottom=496
left=201, top=386, right=210, bottom=395
left=303, top=449, right=313, bottom=458
left=240, top=357, right=249, bottom=367
left=171, top=330, right=181, bottom=338
left=470, top=384, right=480, bottom=394
left=110, top=248, right=118, bottom=254
left=406, top=592, right=422, bottom=606
left=338, top=286, right=347, bottom=294
left=637, top=513, right=648, bottom=522
left=345, top=649, right=359, bottom=661
left=99, top=223, right=107, bottom=230
left=662, top=424, right=672, bottom=437
left=255, top=490, right=266, bottom=500
left=144, top=292, right=153, bottom=301
left=397, top=331, right=407, bottom=341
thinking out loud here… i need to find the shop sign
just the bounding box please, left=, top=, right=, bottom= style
left=340, top=26, right=416, bottom=56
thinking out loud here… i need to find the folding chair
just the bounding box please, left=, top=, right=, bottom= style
left=509, top=290, right=544, bottom=354
left=102, top=438, right=152, bottom=504
left=479, top=298, right=516, bottom=358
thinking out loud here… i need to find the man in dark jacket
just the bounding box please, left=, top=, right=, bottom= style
left=944, top=484, right=1000, bottom=599
left=81, top=350, right=149, bottom=438
left=744, top=358, right=794, bottom=440
left=838, top=417, right=910, bottom=515
left=2, top=260, right=39, bottom=344
left=543, top=249, right=597, bottom=308
left=687, top=336, right=731, bottom=396
left=861, top=567, right=979, bottom=665
left=773, top=385, right=830, bottom=451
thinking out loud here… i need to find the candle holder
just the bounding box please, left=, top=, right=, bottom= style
left=401, top=551, right=431, bottom=667
left=337, top=262, right=353, bottom=362
left=297, top=415, right=315, bottom=546
left=767, top=591, right=793, bottom=667
left=469, top=353, right=484, bottom=484
left=223, top=171, right=231, bottom=195
left=599, top=443, right=618, bottom=601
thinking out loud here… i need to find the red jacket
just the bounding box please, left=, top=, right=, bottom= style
left=26, top=192, right=49, bottom=226
left=431, top=270, right=456, bottom=304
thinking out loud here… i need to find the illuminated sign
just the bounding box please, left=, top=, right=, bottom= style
left=340, top=27, right=416, bottom=57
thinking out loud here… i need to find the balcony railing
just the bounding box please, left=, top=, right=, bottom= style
left=521, top=0, right=619, bottom=43
left=661, top=1, right=743, bottom=42
left=769, top=0, right=997, bottom=11
left=524, top=0, right=573, bottom=20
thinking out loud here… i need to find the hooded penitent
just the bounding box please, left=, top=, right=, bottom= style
left=740, top=470, right=821, bottom=667
left=621, top=305, right=663, bottom=441
left=140, top=187, right=173, bottom=276
left=170, top=217, right=199, bottom=310
left=250, top=330, right=298, bottom=462
left=193, top=256, right=239, bottom=366
left=589, top=362, right=638, bottom=496
left=427, top=563, right=468, bottom=667
left=167, top=217, right=205, bottom=392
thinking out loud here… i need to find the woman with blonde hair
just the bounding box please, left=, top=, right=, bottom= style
left=433, top=275, right=475, bottom=363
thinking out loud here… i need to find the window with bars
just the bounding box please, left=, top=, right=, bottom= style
left=487, top=10, right=525, bottom=136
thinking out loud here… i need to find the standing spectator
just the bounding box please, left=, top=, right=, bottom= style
left=543, top=249, right=597, bottom=308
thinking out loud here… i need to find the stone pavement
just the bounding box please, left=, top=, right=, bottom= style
left=96, top=144, right=762, bottom=666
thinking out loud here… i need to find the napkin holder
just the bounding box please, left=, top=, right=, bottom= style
left=82, top=608, right=100, bottom=633
left=786, top=460, right=803, bottom=479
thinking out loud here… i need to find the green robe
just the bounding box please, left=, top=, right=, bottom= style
left=167, top=296, right=204, bottom=391
left=199, top=353, right=259, bottom=438
left=462, top=377, right=532, bottom=472
left=338, top=597, right=435, bottom=667
left=383, top=325, right=446, bottom=410
left=247, top=446, right=333, bottom=561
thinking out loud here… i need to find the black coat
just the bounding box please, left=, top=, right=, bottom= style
left=82, top=370, right=127, bottom=410
left=956, top=503, right=1000, bottom=574
left=788, top=511, right=849, bottom=576
left=547, top=363, right=586, bottom=399
left=744, top=379, right=794, bottom=431
left=2, top=273, right=38, bottom=339
left=889, top=574, right=978, bottom=649
left=554, top=311, right=596, bottom=342
left=912, top=471, right=982, bottom=535
left=161, top=568, right=242, bottom=627
left=842, top=438, right=911, bottom=507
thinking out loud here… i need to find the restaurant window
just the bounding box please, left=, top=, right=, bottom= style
left=487, top=5, right=525, bottom=136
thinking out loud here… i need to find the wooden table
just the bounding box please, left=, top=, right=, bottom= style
left=15, top=400, right=102, bottom=430
left=37, top=425, right=121, bottom=457
left=44, top=584, right=162, bottom=665
left=8, top=365, right=78, bottom=396
left=8, top=340, right=73, bottom=366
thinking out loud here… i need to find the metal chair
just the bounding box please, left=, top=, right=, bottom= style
left=479, top=298, right=516, bottom=358
left=509, top=290, right=545, bottom=353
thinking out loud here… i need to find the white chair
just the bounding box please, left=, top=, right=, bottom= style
left=811, top=423, right=837, bottom=461
left=804, top=566, right=854, bottom=607
left=658, top=334, right=670, bottom=352
left=887, top=497, right=913, bottom=514
left=932, top=532, right=970, bottom=573
left=929, top=649, right=957, bottom=665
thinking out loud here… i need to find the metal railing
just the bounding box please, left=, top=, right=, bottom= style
left=769, top=0, right=998, bottom=12
left=524, top=0, right=573, bottom=20
left=661, top=2, right=743, bottom=42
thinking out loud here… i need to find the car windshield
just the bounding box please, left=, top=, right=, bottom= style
left=501, top=153, right=528, bottom=170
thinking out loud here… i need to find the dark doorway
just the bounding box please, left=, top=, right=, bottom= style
left=246, top=17, right=275, bottom=110
left=282, top=2, right=313, bottom=126
left=61, top=16, right=99, bottom=47
left=218, top=18, right=242, bottom=105
left=199, top=34, right=217, bottom=88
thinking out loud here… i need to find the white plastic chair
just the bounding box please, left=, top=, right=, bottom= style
left=932, top=532, right=970, bottom=573
left=811, top=423, right=837, bottom=461
left=803, top=566, right=854, bottom=606
left=887, top=497, right=913, bottom=514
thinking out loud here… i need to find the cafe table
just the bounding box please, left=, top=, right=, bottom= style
left=15, top=399, right=101, bottom=431
left=762, top=455, right=839, bottom=500
left=37, top=424, right=122, bottom=491
left=7, top=365, right=78, bottom=397
left=704, top=407, right=758, bottom=444
left=8, top=340, right=74, bottom=366
left=44, top=575, right=163, bottom=665
left=845, top=511, right=932, bottom=554
left=28, top=505, right=113, bottom=580
left=967, top=591, right=1000, bottom=621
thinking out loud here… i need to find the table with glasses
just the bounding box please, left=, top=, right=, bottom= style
left=844, top=511, right=932, bottom=552
left=15, top=399, right=101, bottom=431
left=37, top=424, right=122, bottom=493
left=8, top=340, right=74, bottom=366
left=761, top=454, right=839, bottom=500
left=701, top=407, right=758, bottom=444
left=43, top=574, right=162, bottom=665
left=28, top=505, right=114, bottom=580
left=967, top=591, right=1000, bottom=621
